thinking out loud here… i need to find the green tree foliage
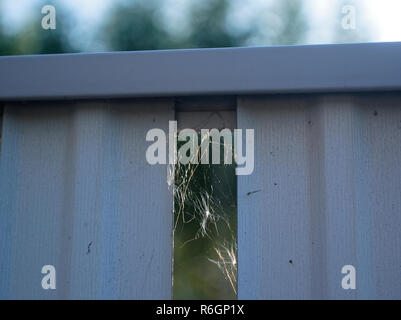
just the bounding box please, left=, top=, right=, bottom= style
left=0, top=0, right=14, bottom=55
left=102, top=0, right=256, bottom=51
left=184, top=0, right=251, bottom=48
left=0, top=27, right=14, bottom=55
left=265, top=0, right=308, bottom=45
left=13, top=1, right=75, bottom=55
left=1, top=0, right=312, bottom=55
left=0, top=1, right=75, bottom=55
left=102, top=0, right=174, bottom=51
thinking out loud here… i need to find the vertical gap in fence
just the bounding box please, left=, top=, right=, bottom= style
left=172, top=105, right=237, bottom=299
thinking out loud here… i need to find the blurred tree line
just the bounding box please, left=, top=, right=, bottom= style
left=0, top=0, right=368, bottom=56
left=0, top=0, right=75, bottom=54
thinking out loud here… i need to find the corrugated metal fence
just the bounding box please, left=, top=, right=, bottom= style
left=0, top=43, right=401, bottom=299
left=237, top=93, right=401, bottom=299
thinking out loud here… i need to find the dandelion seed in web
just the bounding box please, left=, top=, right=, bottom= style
left=208, top=241, right=238, bottom=295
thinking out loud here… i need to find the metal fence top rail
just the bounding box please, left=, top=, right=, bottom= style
left=0, top=42, right=401, bottom=101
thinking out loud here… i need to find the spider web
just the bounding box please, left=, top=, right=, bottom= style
left=171, top=132, right=237, bottom=299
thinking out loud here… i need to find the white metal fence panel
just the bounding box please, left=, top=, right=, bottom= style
left=0, top=99, right=174, bottom=299
left=0, top=43, right=400, bottom=300
left=237, top=93, right=401, bottom=299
